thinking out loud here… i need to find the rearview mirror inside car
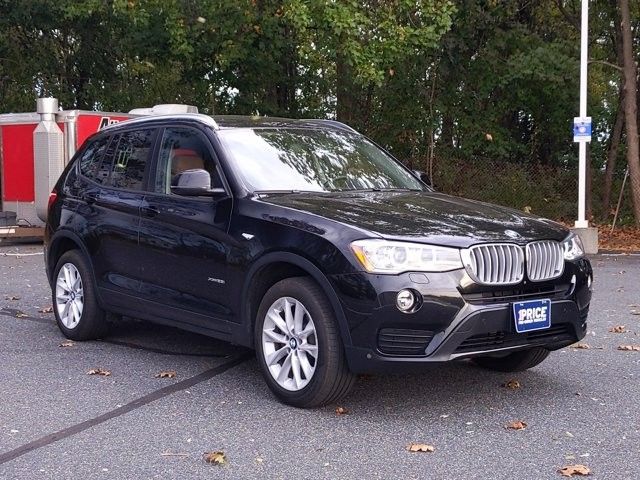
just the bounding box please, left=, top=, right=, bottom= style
left=413, top=169, right=432, bottom=186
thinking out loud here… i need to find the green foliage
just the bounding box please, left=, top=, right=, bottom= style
left=0, top=0, right=637, bottom=223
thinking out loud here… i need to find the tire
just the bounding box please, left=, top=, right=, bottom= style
left=254, top=277, right=356, bottom=408
left=52, top=250, right=107, bottom=341
left=472, top=347, right=550, bottom=372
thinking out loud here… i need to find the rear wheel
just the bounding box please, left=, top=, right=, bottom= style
left=255, top=277, right=355, bottom=408
left=53, top=250, right=107, bottom=341
left=472, top=347, right=550, bottom=372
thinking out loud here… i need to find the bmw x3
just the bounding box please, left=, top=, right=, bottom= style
left=45, top=113, right=593, bottom=407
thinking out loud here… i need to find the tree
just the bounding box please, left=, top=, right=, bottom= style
left=618, top=0, right=640, bottom=225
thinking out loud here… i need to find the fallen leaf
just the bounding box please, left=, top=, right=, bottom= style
left=6, top=295, right=20, bottom=300
left=558, top=464, right=591, bottom=477
left=572, top=343, right=590, bottom=349
left=335, top=406, right=349, bottom=416
left=38, top=306, right=53, bottom=313
left=87, top=367, right=111, bottom=376
left=506, top=420, right=527, bottom=430
left=407, top=443, right=435, bottom=453
left=631, top=311, right=640, bottom=316
left=618, top=345, right=640, bottom=352
left=599, top=226, right=640, bottom=251
left=59, top=340, right=75, bottom=347
left=203, top=451, right=226, bottom=465
left=15, top=313, right=28, bottom=318
left=155, top=370, right=177, bottom=379
left=503, top=379, right=521, bottom=389
left=523, top=205, right=532, bottom=213
left=485, top=133, right=493, bottom=141
left=608, top=325, right=627, bottom=333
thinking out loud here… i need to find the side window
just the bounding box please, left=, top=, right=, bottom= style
left=78, top=136, right=109, bottom=182
left=154, top=127, right=223, bottom=194
left=107, top=129, right=155, bottom=191
left=96, top=134, right=120, bottom=185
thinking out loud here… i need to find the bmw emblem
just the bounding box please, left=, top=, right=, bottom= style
left=504, top=229, right=521, bottom=240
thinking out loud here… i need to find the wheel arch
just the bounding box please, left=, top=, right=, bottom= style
left=47, top=231, right=93, bottom=284
left=237, top=252, right=352, bottom=349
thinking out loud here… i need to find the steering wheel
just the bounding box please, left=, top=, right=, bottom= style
left=324, top=175, right=350, bottom=190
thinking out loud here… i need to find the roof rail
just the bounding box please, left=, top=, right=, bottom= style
left=305, top=119, right=358, bottom=134
left=129, top=104, right=199, bottom=116
left=102, top=113, right=218, bottom=130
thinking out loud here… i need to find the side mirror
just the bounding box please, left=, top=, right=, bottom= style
left=413, top=169, right=432, bottom=186
left=171, top=169, right=225, bottom=197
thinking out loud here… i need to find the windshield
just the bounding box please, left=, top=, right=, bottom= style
left=217, top=128, right=425, bottom=193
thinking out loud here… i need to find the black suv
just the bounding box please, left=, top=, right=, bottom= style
left=45, top=114, right=593, bottom=407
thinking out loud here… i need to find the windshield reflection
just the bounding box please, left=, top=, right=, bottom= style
left=218, top=128, right=425, bottom=193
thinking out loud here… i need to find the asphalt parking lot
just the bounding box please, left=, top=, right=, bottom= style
left=0, top=244, right=639, bottom=479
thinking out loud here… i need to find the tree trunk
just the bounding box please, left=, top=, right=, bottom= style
left=618, top=0, right=640, bottom=225
left=602, top=90, right=625, bottom=214
left=336, top=51, right=356, bottom=125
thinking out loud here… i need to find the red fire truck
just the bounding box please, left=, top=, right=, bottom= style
left=0, top=98, right=194, bottom=240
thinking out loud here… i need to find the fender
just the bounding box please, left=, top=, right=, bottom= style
left=237, top=251, right=353, bottom=349
left=47, top=230, right=105, bottom=307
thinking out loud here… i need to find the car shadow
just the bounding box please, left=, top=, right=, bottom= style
left=95, top=317, right=575, bottom=413
left=98, top=317, right=248, bottom=358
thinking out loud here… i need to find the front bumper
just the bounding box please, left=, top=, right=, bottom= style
left=330, top=258, right=592, bottom=374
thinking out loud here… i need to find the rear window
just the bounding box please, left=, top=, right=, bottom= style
left=78, top=136, right=110, bottom=183
left=106, top=129, right=155, bottom=191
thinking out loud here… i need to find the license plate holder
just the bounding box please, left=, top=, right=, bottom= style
left=513, top=299, right=552, bottom=333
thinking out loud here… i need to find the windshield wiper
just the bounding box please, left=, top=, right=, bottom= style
left=254, top=189, right=322, bottom=195
left=346, top=187, right=423, bottom=192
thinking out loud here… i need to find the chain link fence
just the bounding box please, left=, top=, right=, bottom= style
left=426, top=157, right=635, bottom=226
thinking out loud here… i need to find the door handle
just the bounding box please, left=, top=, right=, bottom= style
left=140, top=205, right=160, bottom=218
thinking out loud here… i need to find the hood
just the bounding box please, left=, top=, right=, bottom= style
left=258, top=191, right=569, bottom=248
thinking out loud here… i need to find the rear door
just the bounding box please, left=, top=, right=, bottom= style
left=136, top=125, right=234, bottom=336
left=75, top=128, right=156, bottom=305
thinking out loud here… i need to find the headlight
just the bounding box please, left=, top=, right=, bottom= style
left=350, top=239, right=463, bottom=274
left=562, top=233, right=584, bottom=260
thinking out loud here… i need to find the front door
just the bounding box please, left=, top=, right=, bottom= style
left=136, top=126, right=234, bottom=337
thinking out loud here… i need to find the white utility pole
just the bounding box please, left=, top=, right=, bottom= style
left=575, top=0, right=590, bottom=228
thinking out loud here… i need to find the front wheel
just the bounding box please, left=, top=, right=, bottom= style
left=472, top=347, right=550, bottom=372
left=255, top=277, right=355, bottom=408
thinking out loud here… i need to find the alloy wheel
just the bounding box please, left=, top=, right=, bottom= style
left=261, top=296, right=318, bottom=391
left=55, top=263, right=84, bottom=329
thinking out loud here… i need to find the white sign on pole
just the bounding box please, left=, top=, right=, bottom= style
left=573, top=116, right=592, bottom=143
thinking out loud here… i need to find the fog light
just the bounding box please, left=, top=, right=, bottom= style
left=587, top=275, right=592, bottom=289
left=396, top=289, right=416, bottom=312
